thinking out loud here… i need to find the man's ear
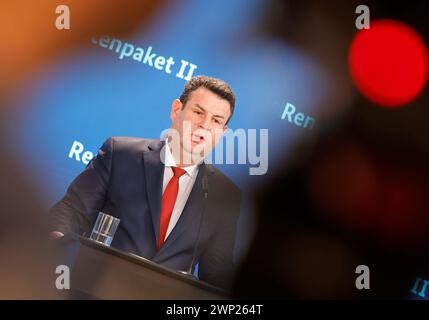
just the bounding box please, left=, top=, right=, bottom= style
left=170, top=99, right=183, bottom=121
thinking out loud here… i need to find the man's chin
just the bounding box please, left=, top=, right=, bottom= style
left=178, top=145, right=201, bottom=164
left=191, top=141, right=203, bottom=149
left=191, top=144, right=208, bottom=158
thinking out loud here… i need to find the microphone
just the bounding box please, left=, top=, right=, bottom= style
left=179, top=174, right=209, bottom=278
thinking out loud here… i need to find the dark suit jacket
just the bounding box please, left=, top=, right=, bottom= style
left=49, top=137, right=241, bottom=289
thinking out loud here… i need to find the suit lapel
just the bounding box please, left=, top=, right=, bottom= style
left=142, top=140, right=165, bottom=243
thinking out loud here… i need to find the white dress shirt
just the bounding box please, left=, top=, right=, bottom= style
left=162, top=141, right=199, bottom=240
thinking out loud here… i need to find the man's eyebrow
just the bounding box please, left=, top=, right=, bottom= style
left=194, top=103, right=225, bottom=119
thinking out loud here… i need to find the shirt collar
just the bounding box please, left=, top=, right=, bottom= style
left=164, top=139, right=199, bottom=177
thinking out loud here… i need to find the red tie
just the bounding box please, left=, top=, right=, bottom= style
left=157, top=166, right=187, bottom=250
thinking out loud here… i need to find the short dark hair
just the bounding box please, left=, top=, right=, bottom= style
left=179, top=75, right=235, bottom=125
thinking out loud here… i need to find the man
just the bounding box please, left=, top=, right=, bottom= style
left=48, top=75, right=241, bottom=290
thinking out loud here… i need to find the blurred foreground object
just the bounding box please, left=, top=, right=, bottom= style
left=0, top=0, right=164, bottom=299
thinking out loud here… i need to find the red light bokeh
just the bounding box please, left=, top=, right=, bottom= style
left=349, top=19, right=428, bottom=107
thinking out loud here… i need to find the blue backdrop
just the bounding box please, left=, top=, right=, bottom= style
left=4, top=0, right=331, bottom=260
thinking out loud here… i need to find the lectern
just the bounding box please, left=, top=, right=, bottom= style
left=63, top=235, right=227, bottom=299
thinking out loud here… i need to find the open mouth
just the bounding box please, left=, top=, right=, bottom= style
left=191, top=133, right=205, bottom=144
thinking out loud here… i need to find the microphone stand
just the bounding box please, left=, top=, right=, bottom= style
left=178, top=175, right=208, bottom=278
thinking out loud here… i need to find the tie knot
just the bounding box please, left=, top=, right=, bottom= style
left=172, top=166, right=186, bottom=178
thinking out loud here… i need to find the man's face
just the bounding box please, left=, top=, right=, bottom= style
left=170, top=87, right=231, bottom=161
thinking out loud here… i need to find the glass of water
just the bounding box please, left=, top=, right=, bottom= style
left=89, top=212, right=120, bottom=246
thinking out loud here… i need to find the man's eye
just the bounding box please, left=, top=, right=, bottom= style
left=214, top=119, right=221, bottom=124
left=194, top=110, right=202, bottom=115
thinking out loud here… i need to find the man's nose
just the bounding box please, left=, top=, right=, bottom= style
left=200, top=114, right=211, bottom=129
